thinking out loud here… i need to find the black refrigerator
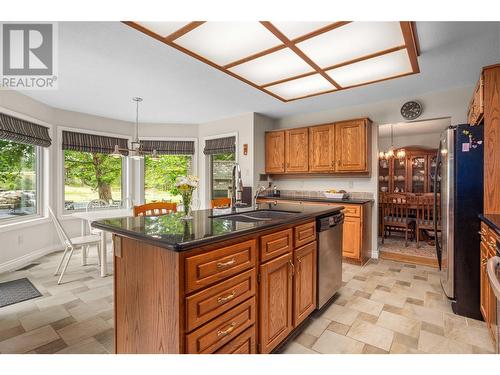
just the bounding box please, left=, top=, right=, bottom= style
left=435, top=123, right=484, bottom=319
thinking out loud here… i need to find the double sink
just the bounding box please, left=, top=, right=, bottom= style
left=210, top=209, right=299, bottom=223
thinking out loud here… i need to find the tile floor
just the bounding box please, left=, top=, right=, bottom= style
left=0, top=247, right=495, bottom=354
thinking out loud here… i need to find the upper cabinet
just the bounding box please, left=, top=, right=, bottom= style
left=266, top=118, right=371, bottom=175
left=265, top=131, right=285, bottom=173
left=467, top=75, right=484, bottom=126
left=285, top=128, right=309, bottom=173
left=335, top=119, right=370, bottom=172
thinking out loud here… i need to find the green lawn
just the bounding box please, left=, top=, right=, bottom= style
left=64, top=185, right=122, bottom=202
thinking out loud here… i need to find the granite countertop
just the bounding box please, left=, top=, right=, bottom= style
left=479, top=214, right=500, bottom=236
left=257, top=194, right=373, bottom=205
left=92, top=203, right=343, bottom=251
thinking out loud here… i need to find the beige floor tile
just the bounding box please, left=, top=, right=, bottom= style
left=370, top=289, right=407, bottom=308
left=390, top=342, right=423, bottom=354
left=19, top=305, right=70, bottom=331
left=362, top=344, right=388, bottom=354
left=376, top=310, right=421, bottom=338
left=303, top=317, right=331, bottom=338
left=56, top=337, right=108, bottom=354
left=322, top=303, right=359, bottom=326
left=392, top=332, right=419, bottom=349
left=312, top=330, right=364, bottom=354
left=347, top=319, right=394, bottom=351
left=401, top=303, right=445, bottom=327
left=0, top=325, right=59, bottom=354
left=443, top=315, right=494, bottom=352
left=282, top=341, right=317, bottom=354
left=345, top=296, right=384, bottom=316
left=75, top=285, right=113, bottom=303
left=294, top=332, right=317, bottom=348
left=418, top=330, right=473, bottom=354
left=327, top=321, right=350, bottom=336
left=35, top=291, right=78, bottom=310
left=68, top=298, right=112, bottom=322
left=57, top=317, right=111, bottom=346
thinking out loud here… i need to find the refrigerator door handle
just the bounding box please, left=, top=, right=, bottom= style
left=434, top=140, right=443, bottom=270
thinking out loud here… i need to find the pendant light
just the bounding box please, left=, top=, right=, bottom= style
left=379, top=124, right=405, bottom=162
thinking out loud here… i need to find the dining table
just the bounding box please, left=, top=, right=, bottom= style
left=71, top=208, right=133, bottom=277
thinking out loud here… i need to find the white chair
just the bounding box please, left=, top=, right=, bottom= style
left=49, top=207, right=101, bottom=284
left=82, top=199, right=109, bottom=265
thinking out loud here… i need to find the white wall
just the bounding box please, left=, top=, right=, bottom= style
left=378, top=132, right=442, bottom=150
left=253, top=113, right=276, bottom=192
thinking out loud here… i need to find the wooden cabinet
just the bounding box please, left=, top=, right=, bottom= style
left=335, top=119, right=369, bottom=172
left=214, top=327, right=256, bottom=354
left=341, top=203, right=371, bottom=265
left=265, top=131, right=285, bottom=173
left=285, top=128, right=309, bottom=173
left=342, top=216, right=361, bottom=259
left=468, top=75, right=484, bottom=126
left=264, top=117, right=371, bottom=175
left=259, top=252, right=294, bottom=354
left=480, top=237, right=489, bottom=321
left=309, top=124, right=335, bottom=172
left=293, top=241, right=317, bottom=327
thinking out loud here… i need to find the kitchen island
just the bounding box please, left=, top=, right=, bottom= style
left=92, top=203, right=343, bottom=354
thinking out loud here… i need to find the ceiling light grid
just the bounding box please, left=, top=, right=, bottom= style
left=124, top=21, right=420, bottom=102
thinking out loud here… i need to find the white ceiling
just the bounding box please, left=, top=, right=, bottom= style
left=18, top=21, right=500, bottom=124
left=378, top=117, right=451, bottom=138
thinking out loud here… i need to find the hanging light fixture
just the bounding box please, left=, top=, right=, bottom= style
left=379, top=124, right=405, bottom=162
left=112, top=97, right=158, bottom=159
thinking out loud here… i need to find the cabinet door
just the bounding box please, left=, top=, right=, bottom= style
left=479, top=241, right=489, bottom=322
left=285, top=128, right=309, bottom=173
left=309, top=124, right=334, bottom=172
left=265, top=131, right=285, bottom=173
left=342, top=216, right=361, bottom=259
left=335, top=119, right=368, bottom=172
left=293, top=241, right=317, bottom=327
left=259, top=252, right=293, bottom=353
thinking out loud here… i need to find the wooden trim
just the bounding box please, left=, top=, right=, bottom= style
left=223, top=44, right=287, bottom=69
left=261, top=70, right=316, bottom=88
left=410, top=22, right=420, bottom=56
left=400, top=21, right=420, bottom=73
left=260, top=21, right=342, bottom=90
left=165, top=21, right=205, bottom=42
left=291, top=21, right=351, bottom=44
left=379, top=249, right=438, bottom=268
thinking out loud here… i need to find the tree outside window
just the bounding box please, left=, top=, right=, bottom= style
left=210, top=152, right=236, bottom=199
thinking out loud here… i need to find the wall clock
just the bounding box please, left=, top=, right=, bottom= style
left=401, top=101, right=423, bottom=120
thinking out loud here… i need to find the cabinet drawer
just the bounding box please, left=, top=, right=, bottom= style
left=185, top=240, right=256, bottom=293
left=186, top=297, right=256, bottom=354
left=260, top=229, right=293, bottom=263
left=186, top=269, right=256, bottom=332
left=294, top=221, right=316, bottom=248
left=214, top=326, right=256, bottom=354
left=343, top=204, right=361, bottom=217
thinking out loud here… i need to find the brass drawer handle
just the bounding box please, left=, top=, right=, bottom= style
left=488, top=240, right=496, bottom=248
left=217, top=322, right=236, bottom=337
left=217, top=258, right=236, bottom=269
left=482, top=258, right=488, bottom=266
left=217, top=291, right=236, bottom=304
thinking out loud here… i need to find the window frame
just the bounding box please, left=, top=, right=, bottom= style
left=0, top=106, right=51, bottom=229
left=139, top=136, right=198, bottom=205
left=58, top=126, right=132, bottom=217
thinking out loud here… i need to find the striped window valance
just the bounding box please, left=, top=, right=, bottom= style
left=0, top=112, right=52, bottom=147
left=62, top=130, right=128, bottom=154
left=204, top=136, right=236, bottom=155
left=140, top=140, right=195, bottom=155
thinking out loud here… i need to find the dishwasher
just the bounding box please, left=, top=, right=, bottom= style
left=316, top=211, right=344, bottom=310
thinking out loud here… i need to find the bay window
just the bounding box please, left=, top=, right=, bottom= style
left=203, top=136, right=236, bottom=200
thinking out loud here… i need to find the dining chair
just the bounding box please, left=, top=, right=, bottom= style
left=133, top=202, right=177, bottom=216
left=49, top=207, right=101, bottom=284
left=415, top=195, right=441, bottom=248
left=82, top=199, right=109, bottom=266
left=211, top=197, right=231, bottom=209
left=381, top=193, right=415, bottom=247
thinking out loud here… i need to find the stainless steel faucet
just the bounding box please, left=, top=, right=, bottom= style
left=231, top=164, right=244, bottom=209
left=254, top=186, right=267, bottom=208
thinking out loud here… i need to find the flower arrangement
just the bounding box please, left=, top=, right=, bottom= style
left=175, top=175, right=199, bottom=219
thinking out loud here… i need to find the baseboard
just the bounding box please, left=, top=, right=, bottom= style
left=0, top=244, right=63, bottom=274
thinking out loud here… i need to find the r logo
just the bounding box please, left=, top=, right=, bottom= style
left=2, top=24, right=53, bottom=76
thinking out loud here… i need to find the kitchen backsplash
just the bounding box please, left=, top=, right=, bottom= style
left=259, top=189, right=374, bottom=200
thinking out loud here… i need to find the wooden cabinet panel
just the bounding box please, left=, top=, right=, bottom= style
left=186, top=297, right=256, bottom=354
left=293, top=241, right=317, bottom=327
left=260, top=229, right=293, bottom=263
left=342, top=216, right=361, bottom=259
left=335, top=119, right=369, bottom=172
left=285, top=128, right=309, bottom=173
left=342, top=204, right=361, bottom=218
left=185, top=269, right=256, bottom=332
left=214, top=326, right=256, bottom=354
left=294, top=221, right=316, bottom=248
left=468, top=75, right=484, bottom=125
left=265, top=131, right=285, bottom=173
left=185, top=240, right=256, bottom=294
left=259, top=252, right=293, bottom=354
left=309, top=124, right=335, bottom=172
left=480, top=240, right=489, bottom=322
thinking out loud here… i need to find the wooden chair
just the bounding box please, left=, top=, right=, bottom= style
left=415, top=195, right=441, bottom=248
left=381, top=193, right=415, bottom=247
left=133, top=202, right=177, bottom=216
left=211, top=197, right=231, bottom=209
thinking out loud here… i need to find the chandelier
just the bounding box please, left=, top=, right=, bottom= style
left=379, top=124, right=405, bottom=161
left=112, top=97, right=158, bottom=159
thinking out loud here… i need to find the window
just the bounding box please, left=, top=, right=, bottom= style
left=0, top=140, right=40, bottom=221
left=144, top=154, right=193, bottom=203
left=63, top=150, right=124, bottom=211
left=210, top=152, right=236, bottom=199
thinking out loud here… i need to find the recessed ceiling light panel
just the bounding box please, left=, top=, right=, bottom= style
left=297, top=22, right=405, bottom=68
left=174, top=22, right=282, bottom=66
left=271, top=22, right=333, bottom=40
left=137, top=22, right=190, bottom=37
left=229, top=48, right=314, bottom=85
left=326, top=49, right=412, bottom=87
left=266, top=74, right=335, bottom=100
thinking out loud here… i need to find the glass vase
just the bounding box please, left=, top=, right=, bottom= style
left=181, top=192, right=193, bottom=220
